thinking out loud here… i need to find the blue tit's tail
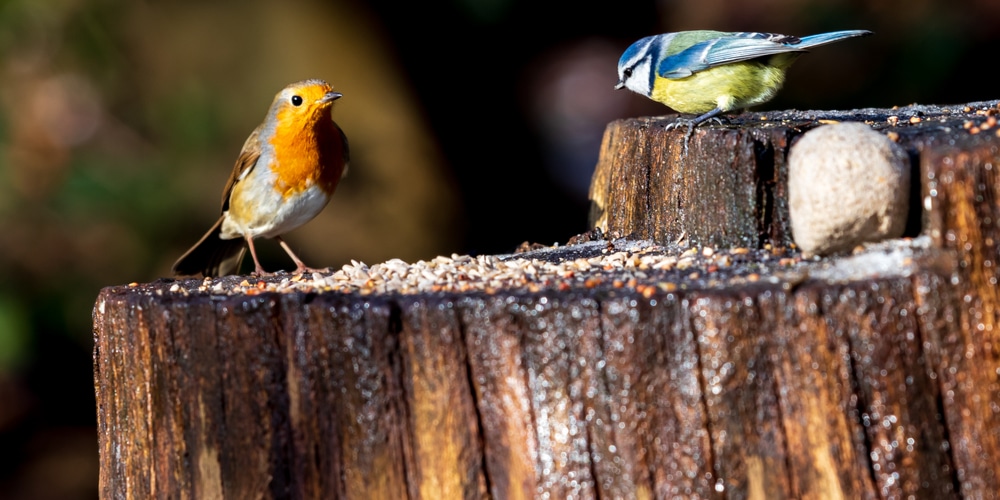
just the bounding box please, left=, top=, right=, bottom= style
left=797, top=30, right=873, bottom=49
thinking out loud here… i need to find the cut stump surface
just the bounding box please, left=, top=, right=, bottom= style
left=95, top=101, right=1000, bottom=499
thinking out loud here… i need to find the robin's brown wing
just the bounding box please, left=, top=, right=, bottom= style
left=172, top=125, right=262, bottom=277
left=221, top=126, right=263, bottom=212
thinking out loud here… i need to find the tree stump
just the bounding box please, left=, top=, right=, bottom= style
left=94, top=102, right=1000, bottom=499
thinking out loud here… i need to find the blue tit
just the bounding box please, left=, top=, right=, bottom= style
left=616, top=30, right=872, bottom=144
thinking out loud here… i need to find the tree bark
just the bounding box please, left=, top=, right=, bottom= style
left=95, top=101, right=1000, bottom=499
left=589, top=102, right=998, bottom=249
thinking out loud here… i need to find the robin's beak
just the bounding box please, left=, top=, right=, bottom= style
left=318, top=91, right=343, bottom=104
left=614, top=81, right=625, bottom=90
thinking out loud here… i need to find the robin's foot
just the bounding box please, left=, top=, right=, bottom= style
left=291, top=265, right=328, bottom=276
left=250, top=267, right=274, bottom=278
left=275, top=236, right=327, bottom=277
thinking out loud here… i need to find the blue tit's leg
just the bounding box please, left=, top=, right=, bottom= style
left=689, top=107, right=726, bottom=126
left=664, top=107, right=726, bottom=156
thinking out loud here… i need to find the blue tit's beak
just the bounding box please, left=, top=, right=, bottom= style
left=318, top=91, right=343, bottom=104
left=614, top=81, right=625, bottom=90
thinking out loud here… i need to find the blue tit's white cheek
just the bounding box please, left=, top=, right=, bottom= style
left=627, top=62, right=654, bottom=97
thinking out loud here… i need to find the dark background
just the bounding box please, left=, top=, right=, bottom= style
left=1, top=0, right=998, bottom=497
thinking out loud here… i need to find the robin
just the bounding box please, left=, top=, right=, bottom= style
left=172, top=79, right=349, bottom=277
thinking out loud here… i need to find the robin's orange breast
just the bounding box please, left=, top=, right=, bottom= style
left=269, top=107, right=346, bottom=198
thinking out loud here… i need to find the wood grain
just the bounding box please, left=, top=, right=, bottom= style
left=95, top=102, right=1000, bottom=499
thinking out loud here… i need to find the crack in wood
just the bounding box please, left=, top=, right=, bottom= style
left=94, top=101, right=1000, bottom=499
left=456, top=298, right=495, bottom=499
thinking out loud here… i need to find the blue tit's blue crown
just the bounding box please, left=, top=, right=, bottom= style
left=617, top=33, right=678, bottom=97
left=618, top=35, right=654, bottom=68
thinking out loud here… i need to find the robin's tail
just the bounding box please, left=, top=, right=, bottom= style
left=172, top=217, right=247, bottom=277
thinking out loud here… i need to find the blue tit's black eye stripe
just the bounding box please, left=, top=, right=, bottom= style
left=291, top=95, right=303, bottom=106
left=647, top=37, right=662, bottom=90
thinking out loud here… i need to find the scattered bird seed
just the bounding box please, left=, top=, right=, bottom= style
left=143, top=240, right=814, bottom=297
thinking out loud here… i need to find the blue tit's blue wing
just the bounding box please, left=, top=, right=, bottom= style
left=658, top=32, right=804, bottom=79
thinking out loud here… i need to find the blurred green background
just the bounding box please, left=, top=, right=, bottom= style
left=0, top=0, right=997, bottom=497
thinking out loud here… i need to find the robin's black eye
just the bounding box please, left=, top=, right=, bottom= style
left=291, top=95, right=303, bottom=106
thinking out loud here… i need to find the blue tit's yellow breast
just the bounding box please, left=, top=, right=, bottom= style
left=651, top=61, right=790, bottom=115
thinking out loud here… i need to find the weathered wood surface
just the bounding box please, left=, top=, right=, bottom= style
left=589, top=101, right=1000, bottom=249
left=94, top=102, right=1000, bottom=499
left=92, top=254, right=994, bottom=499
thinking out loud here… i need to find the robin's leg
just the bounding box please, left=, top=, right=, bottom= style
left=276, top=236, right=321, bottom=275
left=245, top=236, right=269, bottom=276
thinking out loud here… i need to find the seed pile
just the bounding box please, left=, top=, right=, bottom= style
left=290, top=245, right=796, bottom=297
left=147, top=240, right=812, bottom=298
left=130, top=236, right=932, bottom=299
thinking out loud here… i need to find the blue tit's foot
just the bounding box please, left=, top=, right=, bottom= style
left=664, top=108, right=726, bottom=156
left=663, top=119, right=698, bottom=157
